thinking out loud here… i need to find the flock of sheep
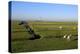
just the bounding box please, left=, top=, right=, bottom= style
left=59, top=26, right=72, bottom=41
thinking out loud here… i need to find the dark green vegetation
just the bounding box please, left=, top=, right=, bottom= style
left=11, top=20, right=78, bottom=53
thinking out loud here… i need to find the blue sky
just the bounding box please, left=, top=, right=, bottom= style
left=11, top=1, right=78, bottom=21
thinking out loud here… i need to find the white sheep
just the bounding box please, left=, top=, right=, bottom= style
left=63, top=34, right=72, bottom=41
left=59, top=26, right=62, bottom=30
left=67, top=34, right=72, bottom=41
left=63, top=34, right=67, bottom=39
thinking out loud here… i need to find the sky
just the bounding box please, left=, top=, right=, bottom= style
left=10, top=1, right=78, bottom=21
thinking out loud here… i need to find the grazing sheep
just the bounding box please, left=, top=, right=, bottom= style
left=63, top=34, right=67, bottom=39
left=63, top=34, right=72, bottom=41
left=59, top=26, right=62, bottom=30
left=67, top=34, right=72, bottom=41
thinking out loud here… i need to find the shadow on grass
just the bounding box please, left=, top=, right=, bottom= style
left=12, top=37, right=41, bottom=41
left=12, top=35, right=78, bottom=41
left=12, top=38, right=30, bottom=41
left=12, top=35, right=62, bottom=41
left=12, top=30, right=26, bottom=33
left=44, top=35, right=62, bottom=39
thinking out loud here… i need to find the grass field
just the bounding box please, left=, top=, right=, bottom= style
left=11, top=20, right=78, bottom=53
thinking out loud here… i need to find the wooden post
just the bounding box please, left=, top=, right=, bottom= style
left=19, top=21, right=41, bottom=40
